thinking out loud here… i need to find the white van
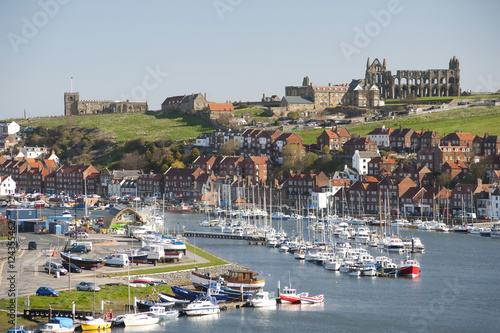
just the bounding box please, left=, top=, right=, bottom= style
left=44, top=261, right=68, bottom=275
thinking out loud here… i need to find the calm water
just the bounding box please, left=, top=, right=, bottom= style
left=25, top=209, right=500, bottom=332
left=110, top=214, right=500, bottom=333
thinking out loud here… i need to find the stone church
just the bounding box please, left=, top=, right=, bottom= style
left=365, top=56, right=460, bottom=99
left=64, top=92, right=148, bottom=116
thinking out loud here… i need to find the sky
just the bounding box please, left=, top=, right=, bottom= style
left=1, top=0, right=499, bottom=120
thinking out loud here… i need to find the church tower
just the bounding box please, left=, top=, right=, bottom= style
left=64, top=92, right=79, bottom=116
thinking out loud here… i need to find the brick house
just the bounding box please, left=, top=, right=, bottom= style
left=441, top=131, right=475, bottom=148
left=343, top=137, right=378, bottom=156
left=418, top=129, right=442, bottom=148
left=367, top=156, right=397, bottom=178
left=48, top=165, right=100, bottom=196
left=441, top=161, right=468, bottom=181
left=191, top=156, right=217, bottom=173
left=389, top=126, right=416, bottom=151
left=317, top=130, right=340, bottom=151
left=483, top=134, right=500, bottom=156
left=164, top=167, right=204, bottom=198
left=207, top=103, right=234, bottom=122
left=137, top=173, right=164, bottom=198
left=240, top=156, right=271, bottom=185
left=218, top=156, right=244, bottom=178
left=472, top=135, right=484, bottom=156
left=283, top=171, right=330, bottom=207
left=272, top=132, right=303, bottom=164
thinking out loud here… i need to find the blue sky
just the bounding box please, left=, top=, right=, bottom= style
left=1, top=0, right=499, bottom=119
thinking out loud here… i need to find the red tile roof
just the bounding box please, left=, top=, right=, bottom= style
left=209, top=103, right=234, bottom=112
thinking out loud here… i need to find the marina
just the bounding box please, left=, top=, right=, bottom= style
left=3, top=210, right=500, bottom=332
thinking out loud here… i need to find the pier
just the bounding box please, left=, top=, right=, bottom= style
left=24, top=308, right=93, bottom=320
left=183, top=231, right=267, bottom=245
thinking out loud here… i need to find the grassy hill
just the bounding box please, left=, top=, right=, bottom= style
left=296, top=105, right=500, bottom=145
left=22, top=110, right=214, bottom=143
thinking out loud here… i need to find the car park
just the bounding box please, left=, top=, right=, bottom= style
left=76, top=282, right=100, bottom=292
left=36, top=286, right=59, bottom=297
left=44, top=262, right=68, bottom=275
left=62, top=262, right=83, bottom=273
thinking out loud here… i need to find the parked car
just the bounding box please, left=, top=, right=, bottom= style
left=64, top=231, right=76, bottom=237
left=66, top=244, right=89, bottom=254
left=62, top=262, right=83, bottom=273
left=76, top=231, right=89, bottom=238
left=28, top=241, right=37, bottom=250
left=76, top=282, right=100, bottom=292
left=44, top=262, right=68, bottom=275
left=36, top=286, right=59, bottom=297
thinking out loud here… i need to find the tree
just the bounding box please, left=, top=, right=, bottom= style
left=171, top=160, right=185, bottom=168
left=282, top=144, right=306, bottom=172
left=322, top=145, right=331, bottom=155
left=188, top=148, right=200, bottom=164
left=174, top=151, right=182, bottom=161
left=162, top=154, right=175, bottom=167
left=219, top=139, right=239, bottom=155
left=122, top=151, right=146, bottom=170
left=304, top=152, right=318, bottom=170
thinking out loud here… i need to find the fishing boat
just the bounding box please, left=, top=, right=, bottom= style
left=183, top=295, right=220, bottom=316
left=148, top=306, right=180, bottom=321
left=399, top=256, right=420, bottom=278
left=190, top=269, right=265, bottom=290
left=171, top=285, right=228, bottom=302
left=117, top=249, right=149, bottom=264
left=80, top=318, right=111, bottom=331
left=386, top=236, right=405, bottom=253
left=40, top=317, right=74, bottom=333
left=123, top=313, right=159, bottom=326
left=250, top=291, right=276, bottom=308
left=323, top=257, right=342, bottom=271
left=167, top=203, right=191, bottom=214
left=60, top=252, right=106, bottom=269
left=280, top=286, right=306, bottom=304
left=300, top=294, right=325, bottom=304
left=199, top=278, right=255, bottom=301
left=360, top=263, right=377, bottom=277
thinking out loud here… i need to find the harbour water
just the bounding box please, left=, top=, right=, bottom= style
left=19, top=209, right=499, bottom=332
left=114, top=213, right=498, bottom=333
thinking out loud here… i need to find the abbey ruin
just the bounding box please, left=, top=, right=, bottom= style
left=365, top=56, right=460, bottom=99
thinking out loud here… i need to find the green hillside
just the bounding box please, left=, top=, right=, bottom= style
left=23, top=110, right=214, bottom=143
left=296, top=106, right=500, bottom=145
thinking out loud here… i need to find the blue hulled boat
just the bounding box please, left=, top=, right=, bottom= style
left=171, top=285, right=228, bottom=302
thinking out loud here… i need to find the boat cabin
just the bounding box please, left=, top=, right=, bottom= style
left=227, top=270, right=258, bottom=282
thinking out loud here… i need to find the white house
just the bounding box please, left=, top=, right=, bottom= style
left=0, top=176, right=16, bottom=196
left=21, top=146, right=49, bottom=159
left=0, top=121, right=21, bottom=136
left=310, top=191, right=329, bottom=210
left=47, top=152, right=60, bottom=165
left=367, top=126, right=393, bottom=147
left=490, top=187, right=500, bottom=220
left=194, top=133, right=210, bottom=147
left=352, top=150, right=380, bottom=175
